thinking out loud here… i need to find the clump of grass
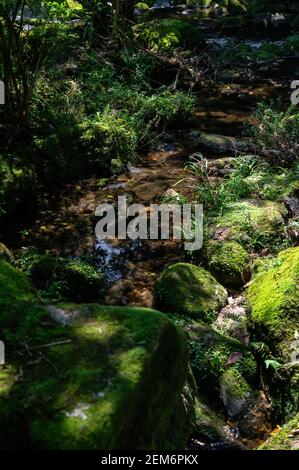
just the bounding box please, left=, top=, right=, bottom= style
left=247, top=104, right=299, bottom=166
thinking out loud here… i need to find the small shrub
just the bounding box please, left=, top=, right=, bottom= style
left=248, top=104, right=299, bottom=166
left=134, top=19, right=205, bottom=52
left=17, top=251, right=103, bottom=302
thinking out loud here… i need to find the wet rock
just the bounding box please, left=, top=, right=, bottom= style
left=284, top=196, right=299, bottom=217
left=187, top=323, right=260, bottom=444
left=220, top=368, right=254, bottom=418
left=287, top=216, right=299, bottom=241
left=45, top=305, right=81, bottom=326
left=214, top=296, right=250, bottom=345
left=190, top=387, right=246, bottom=450
left=195, top=131, right=252, bottom=155
left=208, top=157, right=237, bottom=176
left=132, top=180, right=169, bottom=203
left=238, top=391, right=272, bottom=439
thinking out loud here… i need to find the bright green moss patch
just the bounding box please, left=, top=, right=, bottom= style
left=259, top=413, right=299, bottom=450
left=155, top=263, right=227, bottom=322
left=0, top=304, right=190, bottom=449
left=247, top=247, right=299, bottom=356
left=220, top=368, right=255, bottom=418
left=0, top=259, right=34, bottom=304
left=207, top=241, right=250, bottom=287
left=212, top=199, right=287, bottom=249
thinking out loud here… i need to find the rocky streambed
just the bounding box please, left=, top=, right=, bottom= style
left=1, top=7, right=299, bottom=449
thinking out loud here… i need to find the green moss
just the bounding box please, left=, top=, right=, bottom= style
left=0, top=299, right=191, bottom=449
left=220, top=368, right=255, bottom=418
left=270, top=366, right=299, bottom=421
left=207, top=241, right=250, bottom=288
left=212, top=199, right=287, bottom=249
left=221, top=368, right=252, bottom=399
left=244, top=167, right=299, bottom=202
left=0, top=259, right=63, bottom=344
left=25, top=253, right=103, bottom=302
left=247, top=247, right=299, bottom=357
left=155, top=263, right=227, bottom=322
left=259, top=412, right=299, bottom=450
left=188, top=323, right=257, bottom=399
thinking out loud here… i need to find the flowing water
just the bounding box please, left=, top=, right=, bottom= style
left=3, top=9, right=298, bottom=448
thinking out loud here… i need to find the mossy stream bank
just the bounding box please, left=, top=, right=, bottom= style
left=1, top=11, right=299, bottom=449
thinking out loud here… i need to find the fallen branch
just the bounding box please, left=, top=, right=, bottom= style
left=14, top=339, right=72, bottom=354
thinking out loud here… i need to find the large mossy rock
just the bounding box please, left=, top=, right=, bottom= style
left=211, top=199, right=287, bottom=248
left=155, top=263, right=228, bottom=322
left=0, top=260, right=191, bottom=449
left=247, top=247, right=299, bottom=359
left=196, top=132, right=251, bottom=155
left=206, top=241, right=250, bottom=288
left=259, top=413, right=299, bottom=450
left=247, top=248, right=299, bottom=419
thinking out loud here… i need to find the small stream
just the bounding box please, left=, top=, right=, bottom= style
left=4, top=9, right=298, bottom=448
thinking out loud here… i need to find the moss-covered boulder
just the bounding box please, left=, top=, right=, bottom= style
left=220, top=368, right=255, bottom=418
left=207, top=241, right=250, bottom=288
left=247, top=247, right=299, bottom=360
left=196, top=132, right=251, bottom=155
left=259, top=413, right=299, bottom=450
left=0, top=260, right=193, bottom=449
left=155, top=263, right=228, bottom=322
left=25, top=253, right=103, bottom=302
left=211, top=199, right=287, bottom=248
left=1, top=305, right=190, bottom=450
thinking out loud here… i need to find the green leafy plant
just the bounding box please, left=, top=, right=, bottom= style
left=248, top=104, right=299, bottom=166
